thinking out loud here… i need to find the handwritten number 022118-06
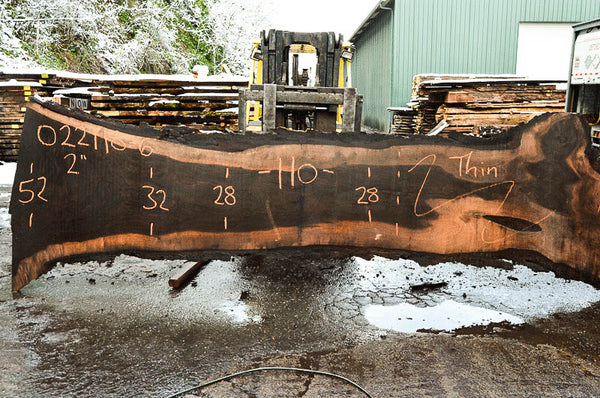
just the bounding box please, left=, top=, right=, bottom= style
left=37, top=124, right=127, bottom=154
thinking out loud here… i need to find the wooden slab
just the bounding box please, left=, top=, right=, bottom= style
left=10, top=97, right=600, bottom=291
left=168, top=261, right=209, bottom=288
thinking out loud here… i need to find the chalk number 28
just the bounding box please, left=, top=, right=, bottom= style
left=213, top=185, right=236, bottom=206
left=355, top=186, right=379, bottom=204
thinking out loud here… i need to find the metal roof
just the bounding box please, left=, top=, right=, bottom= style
left=349, top=0, right=394, bottom=43
left=573, top=18, right=600, bottom=32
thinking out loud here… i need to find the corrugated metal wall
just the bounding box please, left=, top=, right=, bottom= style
left=354, top=0, right=600, bottom=131
left=353, top=10, right=393, bottom=131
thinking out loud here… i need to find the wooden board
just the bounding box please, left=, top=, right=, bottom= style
left=436, top=113, right=538, bottom=126
left=10, top=98, right=600, bottom=291
left=444, top=89, right=564, bottom=104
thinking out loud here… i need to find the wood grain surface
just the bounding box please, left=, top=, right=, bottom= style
left=10, top=97, right=600, bottom=291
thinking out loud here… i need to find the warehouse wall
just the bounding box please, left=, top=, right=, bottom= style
left=353, top=0, right=600, bottom=131
left=353, top=10, right=393, bottom=131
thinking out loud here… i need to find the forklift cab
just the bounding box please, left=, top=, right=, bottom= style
left=566, top=19, right=600, bottom=146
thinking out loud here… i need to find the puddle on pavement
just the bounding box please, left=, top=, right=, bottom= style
left=4, top=251, right=600, bottom=396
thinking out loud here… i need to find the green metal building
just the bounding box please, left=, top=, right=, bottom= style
left=351, top=0, right=600, bottom=131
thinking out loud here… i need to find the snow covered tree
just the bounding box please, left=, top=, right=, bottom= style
left=0, top=0, right=272, bottom=75
left=204, top=0, right=273, bottom=74
left=0, top=0, right=36, bottom=67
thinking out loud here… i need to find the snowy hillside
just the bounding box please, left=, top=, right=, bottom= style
left=0, top=0, right=272, bottom=75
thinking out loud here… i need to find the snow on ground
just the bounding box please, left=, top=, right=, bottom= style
left=44, top=256, right=263, bottom=326
left=0, top=162, right=16, bottom=186
left=0, top=207, right=9, bottom=229
left=364, top=300, right=524, bottom=333
left=353, top=256, right=600, bottom=333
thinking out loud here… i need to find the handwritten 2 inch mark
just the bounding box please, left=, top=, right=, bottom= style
left=408, top=154, right=515, bottom=217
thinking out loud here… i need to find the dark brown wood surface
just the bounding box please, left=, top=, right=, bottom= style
left=10, top=98, right=600, bottom=291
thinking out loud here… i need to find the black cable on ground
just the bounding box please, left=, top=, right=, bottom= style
left=166, top=366, right=373, bottom=398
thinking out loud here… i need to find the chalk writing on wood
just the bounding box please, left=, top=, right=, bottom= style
left=10, top=98, right=600, bottom=292
left=213, top=185, right=236, bottom=206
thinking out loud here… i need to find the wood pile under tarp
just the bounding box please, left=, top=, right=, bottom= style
left=52, top=74, right=247, bottom=132
left=410, top=75, right=566, bottom=135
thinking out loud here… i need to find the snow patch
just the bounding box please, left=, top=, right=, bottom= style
left=0, top=80, right=42, bottom=88
left=220, top=300, right=261, bottom=324
left=352, top=256, right=600, bottom=333
left=364, top=300, right=524, bottom=333
left=0, top=207, right=10, bottom=228
left=148, top=100, right=180, bottom=107
left=0, top=162, right=17, bottom=185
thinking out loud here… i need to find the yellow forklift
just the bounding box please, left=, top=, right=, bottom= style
left=239, top=30, right=361, bottom=133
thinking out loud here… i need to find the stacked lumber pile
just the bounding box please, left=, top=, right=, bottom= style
left=409, top=74, right=523, bottom=101
left=53, top=74, right=246, bottom=132
left=411, top=75, right=565, bottom=135
left=388, top=106, right=416, bottom=134
left=0, top=81, right=52, bottom=161
left=0, top=70, right=247, bottom=161
left=0, top=70, right=100, bottom=161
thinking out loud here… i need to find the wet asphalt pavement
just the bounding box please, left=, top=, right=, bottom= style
left=1, top=178, right=600, bottom=397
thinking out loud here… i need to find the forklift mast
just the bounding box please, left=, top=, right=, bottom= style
left=260, top=30, right=343, bottom=87
left=239, top=29, right=362, bottom=134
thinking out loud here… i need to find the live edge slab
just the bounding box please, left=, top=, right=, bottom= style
left=10, top=97, right=600, bottom=291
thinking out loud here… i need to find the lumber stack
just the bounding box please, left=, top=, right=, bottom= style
left=0, top=70, right=248, bottom=161
left=0, top=70, right=100, bottom=161
left=0, top=81, right=52, bottom=161
left=409, top=74, right=525, bottom=102
left=411, top=75, right=566, bottom=135
left=388, top=106, right=416, bottom=134
left=53, top=75, right=247, bottom=132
